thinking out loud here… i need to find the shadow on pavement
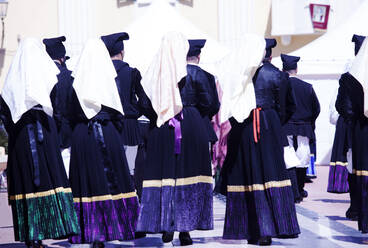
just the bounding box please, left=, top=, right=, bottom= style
left=325, top=215, right=349, bottom=221
left=171, top=236, right=297, bottom=247
left=0, top=244, right=26, bottom=248
left=50, top=241, right=71, bottom=247
left=332, top=235, right=368, bottom=245
left=100, top=237, right=167, bottom=247
left=172, top=236, right=242, bottom=246
left=0, top=226, right=12, bottom=229
left=313, top=199, right=349, bottom=204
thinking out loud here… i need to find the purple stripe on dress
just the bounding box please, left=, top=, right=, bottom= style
left=137, top=183, right=213, bottom=233
left=169, top=112, right=184, bottom=154
left=327, top=164, right=349, bottom=193
left=223, top=186, right=300, bottom=240
left=69, top=196, right=139, bottom=244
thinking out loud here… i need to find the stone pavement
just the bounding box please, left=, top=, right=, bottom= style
left=1, top=166, right=368, bottom=247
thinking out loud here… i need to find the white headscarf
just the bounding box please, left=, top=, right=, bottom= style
left=349, top=38, right=368, bottom=118
left=141, top=31, right=189, bottom=127
left=72, top=38, right=124, bottom=119
left=218, top=34, right=266, bottom=124
left=1, top=38, right=59, bottom=123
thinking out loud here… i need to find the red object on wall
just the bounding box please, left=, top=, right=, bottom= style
left=309, top=4, right=330, bottom=30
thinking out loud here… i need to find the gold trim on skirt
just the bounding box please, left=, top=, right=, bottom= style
left=142, top=175, right=213, bottom=188
left=353, top=169, right=368, bottom=176
left=9, top=187, right=72, bottom=201
left=330, top=161, right=348, bottom=167
left=73, top=192, right=137, bottom=203
left=227, top=179, right=291, bottom=192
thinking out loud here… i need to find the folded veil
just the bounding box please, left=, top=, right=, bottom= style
left=72, top=38, right=124, bottom=119
left=350, top=38, right=368, bottom=118
left=218, top=34, right=266, bottom=124
left=141, top=31, right=189, bottom=127
left=2, top=38, right=59, bottom=123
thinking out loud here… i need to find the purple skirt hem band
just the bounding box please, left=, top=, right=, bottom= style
left=327, top=164, right=349, bottom=193
left=69, top=196, right=139, bottom=244
left=137, top=183, right=213, bottom=233
left=223, top=186, right=300, bottom=240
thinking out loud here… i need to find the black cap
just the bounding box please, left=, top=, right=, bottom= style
left=265, top=38, right=277, bottom=58
left=101, top=32, right=129, bottom=56
left=281, top=54, right=300, bottom=71
left=43, top=36, right=67, bottom=60
left=352, top=34, right=366, bottom=55
left=187, top=39, right=206, bottom=57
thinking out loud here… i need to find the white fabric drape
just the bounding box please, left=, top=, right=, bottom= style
left=218, top=33, right=265, bottom=124
left=287, top=135, right=311, bottom=168
left=284, top=146, right=301, bottom=169
left=141, top=31, right=189, bottom=127
left=72, top=38, right=123, bottom=119
left=349, top=39, right=368, bottom=118
left=1, top=38, right=59, bottom=123
left=329, top=88, right=339, bottom=125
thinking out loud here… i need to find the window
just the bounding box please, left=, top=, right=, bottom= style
left=178, top=0, right=193, bottom=7
left=117, top=0, right=135, bottom=8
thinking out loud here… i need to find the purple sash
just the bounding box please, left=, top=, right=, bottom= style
left=169, top=112, right=183, bottom=154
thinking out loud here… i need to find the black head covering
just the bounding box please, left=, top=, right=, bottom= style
left=281, top=54, right=300, bottom=71
left=265, top=38, right=277, bottom=58
left=43, top=36, right=67, bottom=60
left=352, top=34, right=366, bottom=56
left=101, top=32, right=129, bottom=56
left=187, top=39, right=206, bottom=57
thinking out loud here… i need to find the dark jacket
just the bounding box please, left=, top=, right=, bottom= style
left=50, top=62, right=74, bottom=148
left=186, top=64, right=220, bottom=142
left=112, top=60, right=151, bottom=119
left=288, top=76, right=320, bottom=127
left=253, top=61, right=296, bottom=124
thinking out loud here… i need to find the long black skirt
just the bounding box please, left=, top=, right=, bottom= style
left=203, top=116, right=218, bottom=143
left=137, top=106, right=213, bottom=233
left=121, top=118, right=143, bottom=146
left=68, top=119, right=139, bottom=243
left=352, top=119, right=368, bottom=233
left=222, top=109, right=300, bottom=240
left=134, top=120, right=151, bottom=199
left=7, top=110, right=79, bottom=242
left=328, top=116, right=350, bottom=193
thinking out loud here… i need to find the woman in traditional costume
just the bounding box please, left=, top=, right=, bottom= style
left=329, top=34, right=366, bottom=221
left=336, top=37, right=368, bottom=233
left=136, top=32, right=214, bottom=246
left=0, top=38, right=80, bottom=248
left=219, top=35, right=300, bottom=246
left=67, top=39, right=139, bottom=248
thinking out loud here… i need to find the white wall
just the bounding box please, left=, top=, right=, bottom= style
left=58, top=0, right=97, bottom=58
left=0, top=0, right=59, bottom=90
left=176, top=0, right=218, bottom=39
left=302, top=77, right=340, bottom=165
left=218, top=0, right=271, bottom=49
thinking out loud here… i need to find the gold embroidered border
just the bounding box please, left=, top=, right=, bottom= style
left=9, top=187, right=72, bottom=201
left=142, top=175, right=213, bottom=188
left=330, top=161, right=348, bottom=167
left=353, top=169, right=368, bottom=176
left=227, top=179, right=291, bottom=192
left=73, top=192, right=137, bottom=203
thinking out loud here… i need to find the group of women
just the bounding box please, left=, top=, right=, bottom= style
left=6, top=30, right=368, bottom=248
left=328, top=34, right=368, bottom=234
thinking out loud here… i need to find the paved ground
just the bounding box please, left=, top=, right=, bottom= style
left=1, top=166, right=368, bottom=247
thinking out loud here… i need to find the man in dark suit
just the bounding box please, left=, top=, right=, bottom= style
left=43, top=36, right=74, bottom=176
left=282, top=54, right=320, bottom=201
